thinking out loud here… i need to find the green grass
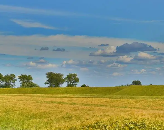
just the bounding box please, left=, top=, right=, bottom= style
left=114, top=85, right=164, bottom=96
left=0, top=86, right=125, bottom=95
left=1, top=85, right=164, bottom=97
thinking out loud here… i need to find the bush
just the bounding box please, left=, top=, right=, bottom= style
left=81, top=84, right=89, bottom=87
left=132, top=80, right=142, bottom=85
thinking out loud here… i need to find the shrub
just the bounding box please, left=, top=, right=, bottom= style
left=81, top=84, right=89, bottom=87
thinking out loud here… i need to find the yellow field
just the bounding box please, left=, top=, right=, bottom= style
left=0, top=94, right=164, bottom=129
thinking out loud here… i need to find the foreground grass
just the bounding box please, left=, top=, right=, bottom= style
left=0, top=94, right=164, bottom=129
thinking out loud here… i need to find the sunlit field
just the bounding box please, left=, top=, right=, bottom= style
left=0, top=91, right=164, bottom=129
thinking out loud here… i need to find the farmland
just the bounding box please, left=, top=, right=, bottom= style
left=0, top=86, right=164, bottom=129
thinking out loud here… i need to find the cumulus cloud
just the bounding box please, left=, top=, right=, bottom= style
left=40, top=47, right=49, bottom=51
left=90, top=42, right=157, bottom=57
left=137, top=52, right=156, bottom=60
left=117, top=55, right=133, bottom=63
left=62, top=59, right=79, bottom=67
left=53, top=48, right=66, bottom=52
left=34, top=59, right=47, bottom=64
left=90, top=46, right=117, bottom=57
left=116, top=42, right=157, bottom=53
left=23, top=61, right=58, bottom=69
left=107, top=63, right=127, bottom=68
left=0, top=34, right=164, bottom=60
left=62, top=59, right=109, bottom=68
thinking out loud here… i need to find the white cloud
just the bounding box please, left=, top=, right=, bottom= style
left=67, top=59, right=78, bottom=64
left=23, top=61, right=58, bottom=69
left=107, top=63, right=127, bottom=68
left=0, top=34, right=163, bottom=59
left=131, top=69, right=146, bottom=74
left=117, top=55, right=133, bottom=62
left=137, top=52, right=156, bottom=59
left=91, top=46, right=116, bottom=56
left=11, top=19, right=64, bottom=30
left=38, top=59, right=46, bottom=63
left=62, top=59, right=79, bottom=67
left=112, top=72, right=123, bottom=76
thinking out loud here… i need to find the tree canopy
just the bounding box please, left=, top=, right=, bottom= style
left=45, top=72, right=65, bottom=87
left=2, top=74, right=17, bottom=88
left=132, top=80, right=142, bottom=85
left=65, top=73, right=79, bottom=87
left=18, top=74, right=39, bottom=88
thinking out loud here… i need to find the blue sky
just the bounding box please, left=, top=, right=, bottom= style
left=1, top=0, right=164, bottom=87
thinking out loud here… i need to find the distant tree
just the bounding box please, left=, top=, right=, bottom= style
left=81, top=84, right=89, bottom=87
left=150, top=84, right=152, bottom=85
left=65, top=73, right=79, bottom=87
left=132, top=80, right=142, bottom=85
left=18, top=74, right=39, bottom=88
left=45, top=72, right=65, bottom=87
left=0, top=73, right=4, bottom=88
left=3, top=74, right=17, bottom=88
left=0, top=73, right=3, bottom=84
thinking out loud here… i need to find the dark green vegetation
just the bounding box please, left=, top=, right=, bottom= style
left=18, top=74, right=39, bottom=88
left=0, top=73, right=17, bottom=88
left=0, top=85, right=164, bottom=96
left=132, top=80, right=142, bottom=85
left=0, top=72, right=80, bottom=88
left=65, top=73, right=79, bottom=87
left=0, top=86, right=124, bottom=95
left=45, top=72, right=65, bottom=87
left=81, top=84, right=89, bottom=87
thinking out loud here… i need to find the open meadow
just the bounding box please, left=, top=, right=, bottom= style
left=0, top=86, right=164, bottom=129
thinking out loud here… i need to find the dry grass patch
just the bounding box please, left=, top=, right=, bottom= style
left=0, top=95, right=163, bottom=129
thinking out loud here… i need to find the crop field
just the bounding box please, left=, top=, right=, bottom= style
left=0, top=86, right=164, bottom=129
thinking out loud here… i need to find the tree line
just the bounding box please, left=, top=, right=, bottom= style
left=0, top=72, right=143, bottom=88
left=0, top=72, right=88, bottom=88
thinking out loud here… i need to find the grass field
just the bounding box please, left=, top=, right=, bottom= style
left=0, top=86, right=164, bottom=129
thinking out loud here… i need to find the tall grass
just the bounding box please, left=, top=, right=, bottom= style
left=0, top=94, right=164, bottom=129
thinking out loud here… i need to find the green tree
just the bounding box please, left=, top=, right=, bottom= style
left=45, top=72, right=65, bottom=87
left=132, top=80, right=142, bottom=85
left=0, top=73, right=4, bottom=88
left=65, top=73, right=79, bottom=87
left=3, top=74, right=17, bottom=88
left=81, top=84, right=89, bottom=87
left=0, top=73, right=3, bottom=84
left=18, top=74, right=39, bottom=88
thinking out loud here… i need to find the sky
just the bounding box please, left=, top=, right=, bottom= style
left=1, top=0, right=164, bottom=87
